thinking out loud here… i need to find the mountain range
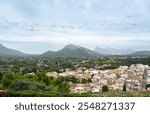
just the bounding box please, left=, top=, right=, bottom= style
left=94, top=47, right=136, bottom=55
left=42, top=44, right=101, bottom=58
left=132, top=51, right=150, bottom=56
left=0, top=44, right=27, bottom=57
left=0, top=43, right=150, bottom=57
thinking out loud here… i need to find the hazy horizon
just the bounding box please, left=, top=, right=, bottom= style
left=0, top=43, right=149, bottom=55
left=0, top=0, right=150, bottom=54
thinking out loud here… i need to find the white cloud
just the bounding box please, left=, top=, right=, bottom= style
left=0, top=0, right=150, bottom=53
left=84, top=0, right=92, bottom=7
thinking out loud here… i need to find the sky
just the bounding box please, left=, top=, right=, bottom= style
left=0, top=0, right=150, bottom=54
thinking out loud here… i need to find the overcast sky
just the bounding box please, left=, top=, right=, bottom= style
left=0, top=0, right=150, bottom=54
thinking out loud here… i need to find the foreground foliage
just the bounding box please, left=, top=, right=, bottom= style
left=0, top=72, right=70, bottom=96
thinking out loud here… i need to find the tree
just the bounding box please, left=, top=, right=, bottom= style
left=0, top=72, right=3, bottom=82
left=71, top=76, right=78, bottom=84
left=53, top=77, right=70, bottom=94
left=81, top=79, right=91, bottom=84
left=102, top=86, right=108, bottom=92
left=123, top=84, right=126, bottom=91
left=0, top=84, right=3, bottom=90
left=58, top=82, right=70, bottom=94
left=146, top=84, right=150, bottom=90
left=87, top=79, right=92, bottom=83
left=10, top=79, right=49, bottom=91
left=1, top=72, right=16, bottom=87
left=31, top=68, right=37, bottom=74
left=81, top=79, right=87, bottom=84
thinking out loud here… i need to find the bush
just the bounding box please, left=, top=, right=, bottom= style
left=0, top=72, right=3, bottom=81
left=10, top=79, right=50, bottom=91
left=1, top=72, right=16, bottom=87
left=123, top=84, right=126, bottom=91
left=102, top=86, right=109, bottom=92
left=0, top=84, right=4, bottom=90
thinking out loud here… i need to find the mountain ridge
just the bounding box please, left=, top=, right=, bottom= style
left=42, top=44, right=101, bottom=58
left=0, top=43, right=40, bottom=57
left=0, top=43, right=150, bottom=57
left=95, top=47, right=136, bottom=55
left=131, top=51, right=150, bottom=56
left=0, top=43, right=28, bottom=57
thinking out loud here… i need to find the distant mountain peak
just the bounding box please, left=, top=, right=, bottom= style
left=42, top=44, right=101, bottom=58
left=63, top=44, right=80, bottom=50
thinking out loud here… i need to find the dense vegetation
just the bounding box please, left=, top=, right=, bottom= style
left=0, top=72, right=71, bottom=96
left=1, top=57, right=150, bottom=74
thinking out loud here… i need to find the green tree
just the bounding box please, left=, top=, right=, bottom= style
left=0, top=72, right=3, bottom=82
left=81, top=79, right=87, bottom=84
left=0, top=84, right=3, bottom=90
left=42, top=76, right=50, bottom=86
left=102, top=86, right=109, bottom=92
left=31, top=68, right=37, bottom=74
left=53, top=77, right=70, bottom=94
left=123, top=84, right=126, bottom=91
left=58, top=82, right=70, bottom=94
left=87, top=79, right=92, bottom=83
left=53, top=77, right=65, bottom=86
left=146, top=84, right=150, bottom=90
left=10, top=79, right=49, bottom=91
left=1, top=72, right=16, bottom=87
left=71, top=76, right=78, bottom=84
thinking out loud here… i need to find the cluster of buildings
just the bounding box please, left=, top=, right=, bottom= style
left=47, top=64, right=150, bottom=93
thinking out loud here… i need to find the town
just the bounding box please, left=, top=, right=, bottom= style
left=0, top=57, right=150, bottom=97
left=52, top=64, right=150, bottom=93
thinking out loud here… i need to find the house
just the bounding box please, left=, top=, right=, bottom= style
left=99, top=79, right=108, bottom=85
left=120, top=73, right=128, bottom=78
left=70, top=84, right=84, bottom=93
left=46, top=72, right=58, bottom=78
left=147, top=87, right=150, bottom=91
left=70, top=84, right=91, bottom=93
left=108, top=73, right=117, bottom=79
left=59, top=71, right=77, bottom=77
left=89, top=70, right=100, bottom=75
left=114, top=78, right=126, bottom=91
left=84, top=83, right=91, bottom=92
left=83, top=72, right=91, bottom=79
left=143, top=69, right=150, bottom=83
left=119, top=66, right=128, bottom=70
left=108, top=78, right=115, bottom=85
left=92, top=74, right=101, bottom=80
left=91, top=83, right=103, bottom=92
left=125, top=78, right=140, bottom=91
left=109, top=84, right=122, bottom=91
left=92, top=87, right=100, bottom=92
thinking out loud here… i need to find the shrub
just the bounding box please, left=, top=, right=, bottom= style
left=123, top=84, right=126, bottom=91
left=1, top=72, right=16, bottom=87
left=0, top=84, right=4, bottom=90
left=10, top=79, right=48, bottom=91
left=102, top=86, right=109, bottom=92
